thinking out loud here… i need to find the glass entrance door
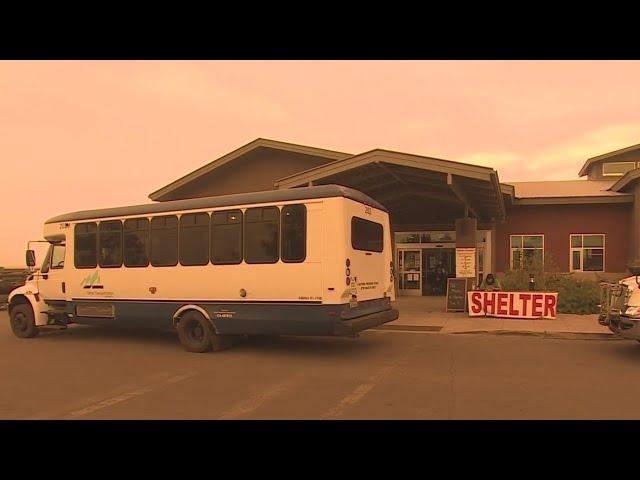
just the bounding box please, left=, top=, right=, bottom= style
left=397, top=249, right=422, bottom=296
left=423, top=248, right=456, bottom=296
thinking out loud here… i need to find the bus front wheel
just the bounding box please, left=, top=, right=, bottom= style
left=176, top=311, right=229, bottom=353
left=10, top=304, right=39, bottom=339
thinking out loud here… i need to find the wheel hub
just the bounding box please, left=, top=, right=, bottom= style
left=13, top=312, right=27, bottom=331
left=187, top=321, right=205, bottom=342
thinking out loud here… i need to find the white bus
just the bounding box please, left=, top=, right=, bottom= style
left=8, top=185, right=398, bottom=352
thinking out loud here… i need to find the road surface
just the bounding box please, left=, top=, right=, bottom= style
left=1, top=312, right=639, bottom=419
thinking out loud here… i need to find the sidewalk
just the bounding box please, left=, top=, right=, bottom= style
left=380, top=297, right=616, bottom=339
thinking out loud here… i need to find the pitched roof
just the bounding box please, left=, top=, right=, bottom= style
left=503, top=179, right=633, bottom=205
left=275, top=148, right=507, bottom=222
left=578, top=143, right=640, bottom=177
left=148, top=138, right=352, bottom=201
left=609, top=168, right=640, bottom=193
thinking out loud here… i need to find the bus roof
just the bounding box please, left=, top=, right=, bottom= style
left=44, top=184, right=388, bottom=224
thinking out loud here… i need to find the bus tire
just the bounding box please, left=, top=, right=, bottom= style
left=176, top=310, right=230, bottom=353
left=10, top=304, right=39, bottom=339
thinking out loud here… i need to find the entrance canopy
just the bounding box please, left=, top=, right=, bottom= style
left=275, top=149, right=506, bottom=225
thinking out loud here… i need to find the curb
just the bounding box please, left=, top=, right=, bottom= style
left=449, top=330, right=619, bottom=340
left=374, top=324, right=617, bottom=340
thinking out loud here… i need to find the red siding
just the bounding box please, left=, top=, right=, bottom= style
left=495, top=203, right=631, bottom=273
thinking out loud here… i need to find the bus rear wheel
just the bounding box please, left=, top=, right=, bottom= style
left=176, top=311, right=230, bottom=353
left=10, top=304, right=39, bottom=339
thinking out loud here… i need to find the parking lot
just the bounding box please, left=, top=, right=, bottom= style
left=5, top=311, right=640, bottom=419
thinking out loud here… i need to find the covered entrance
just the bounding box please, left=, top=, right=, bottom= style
left=274, top=148, right=508, bottom=297
left=397, top=247, right=456, bottom=296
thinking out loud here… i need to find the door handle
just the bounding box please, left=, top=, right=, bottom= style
left=62, top=282, right=66, bottom=293
left=42, top=274, right=48, bottom=280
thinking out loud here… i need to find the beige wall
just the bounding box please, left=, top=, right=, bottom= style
left=160, top=147, right=335, bottom=201
left=587, top=150, right=640, bottom=180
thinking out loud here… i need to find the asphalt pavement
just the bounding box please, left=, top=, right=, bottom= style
left=2, top=311, right=640, bottom=419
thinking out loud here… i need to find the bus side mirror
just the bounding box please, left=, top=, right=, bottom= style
left=26, top=250, right=36, bottom=267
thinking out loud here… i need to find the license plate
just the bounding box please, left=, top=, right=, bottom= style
left=349, top=299, right=358, bottom=308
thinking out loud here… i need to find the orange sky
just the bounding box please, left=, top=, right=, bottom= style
left=1, top=60, right=639, bottom=267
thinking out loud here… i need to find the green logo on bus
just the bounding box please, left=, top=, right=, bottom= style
left=80, top=270, right=101, bottom=288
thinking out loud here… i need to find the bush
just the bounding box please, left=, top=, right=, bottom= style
left=501, top=253, right=600, bottom=315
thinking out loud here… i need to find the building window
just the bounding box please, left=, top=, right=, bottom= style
left=395, top=233, right=421, bottom=243
left=179, top=212, right=210, bottom=266
left=570, top=234, right=605, bottom=272
left=352, top=217, right=384, bottom=253
left=98, top=220, right=123, bottom=268
left=124, top=218, right=150, bottom=267
left=75, top=222, right=98, bottom=269
left=281, top=204, right=306, bottom=263
left=244, top=207, right=280, bottom=264
left=510, top=234, right=544, bottom=270
left=602, top=162, right=636, bottom=176
left=150, top=215, right=179, bottom=267
left=211, top=210, right=243, bottom=265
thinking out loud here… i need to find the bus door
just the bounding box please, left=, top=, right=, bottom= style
left=38, top=242, right=67, bottom=302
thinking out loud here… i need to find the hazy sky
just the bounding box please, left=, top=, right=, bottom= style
left=1, top=60, right=639, bottom=267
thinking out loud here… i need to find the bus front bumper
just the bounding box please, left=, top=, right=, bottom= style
left=333, top=308, right=399, bottom=337
left=607, top=314, right=640, bottom=339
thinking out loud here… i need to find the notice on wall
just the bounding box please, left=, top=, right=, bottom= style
left=467, top=291, right=558, bottom=319
left=456, top=247, right=476, bottom=278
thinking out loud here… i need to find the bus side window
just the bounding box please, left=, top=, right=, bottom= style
left=244, top=207, right=280, bottom=264
left=351, top=217, right=384, bottom=253
left=50, top=244, right=66, bottom=269
left=75, top=222, right=98, bottom=269
left=41, top=244, right=53, bottom=274
left=150, top=215, right=178, bottom=267
left=124, top=218, right=150, bottom=267
left=99, top=220, right=123, bottom=268
left=281, top=204, right=306, bottom=263
left=180, top=212, right=210, bottom=266
left=211, top=210, right=243, bottom=265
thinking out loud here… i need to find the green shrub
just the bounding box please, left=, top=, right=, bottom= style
left=501, top=253, right=600, bottom=315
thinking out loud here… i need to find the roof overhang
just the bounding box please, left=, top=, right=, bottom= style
left=609, top=168, right=640, bottom=193
left=148, top=138, right=352, bottom=201
left=275, top=149, right=507, bottom=223
left=513, top=195, right=633, bottom=206
left=578, top=143, right=640, bottom=177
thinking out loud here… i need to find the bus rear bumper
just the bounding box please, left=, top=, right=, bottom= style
left=332, top=308, right=399, bottom=336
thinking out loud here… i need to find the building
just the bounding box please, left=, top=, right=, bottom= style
left=149, top=138, right=640, bottom=296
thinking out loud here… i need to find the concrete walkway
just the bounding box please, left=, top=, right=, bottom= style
left=382, top=296, right=615, bottom=339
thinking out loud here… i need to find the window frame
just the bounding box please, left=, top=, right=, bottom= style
left=351, top=216, right=384, bottom=253
left=211, top=209, right=244, bottom=265
left=150, top=215, right=179, bottom=267
left=179, top=211, right=211, bottom=267
left=509, top=234, right=544, bottom=270
left=74, top=222, right=98, bottom=269
left=569, top=233, right=605, bottom=272
left=50, top=243, right=66, bottom=270
left=281, top=204, right=307, bottom=263
left=244, top=206, right=281, bottom=265
left=123, top=217, right=150, bottom=268
left=98, top=220, right=123, bottom=268
left=602, top=161, right=637, bottom=177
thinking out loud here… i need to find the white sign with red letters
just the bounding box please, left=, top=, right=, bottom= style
left=467, top=291, right=558, bottom=319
